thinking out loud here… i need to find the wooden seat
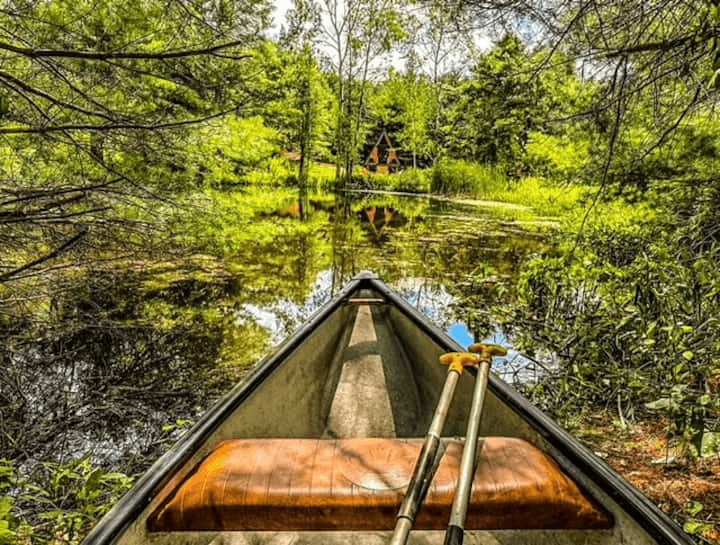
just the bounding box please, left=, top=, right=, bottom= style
left=148, top=437, right=613, bottom=532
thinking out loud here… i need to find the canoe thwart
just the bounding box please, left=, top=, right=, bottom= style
left=147, top=437, right=613, bottom=533
left=345, top=297, right=387, bottom=305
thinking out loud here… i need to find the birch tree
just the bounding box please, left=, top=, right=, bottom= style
left=315, top=0, right=408, bottom=186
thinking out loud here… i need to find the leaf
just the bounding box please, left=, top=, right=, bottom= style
left=673, top=362, right=686, bottom=377
left=645, top=398, right=671, bottom=410
left=686, top=501, right=704, bottom=516
left=682, top=350, right=694, bottom=360
left=100, top=472, right=130, bottom=483
left=710, top=68, right=720, bottom=89
left=0, top=497, right=13, bottom=519
left=701, top=431, right=720, bottom=457
left=0, top=522, right=16, bottom=545
left=683, top=520, right=714, bottom=535
left=81, top=468, right=105, bottom=497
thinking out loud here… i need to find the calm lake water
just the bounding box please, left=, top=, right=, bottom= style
left=235, top=190, right=554, bottom=384
left=10, top=189, right=556, bottom=468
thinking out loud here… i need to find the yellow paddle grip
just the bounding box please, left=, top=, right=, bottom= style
left=439, top=352, right=480, bottom=376
left=469, top=343, right=508, bottom=363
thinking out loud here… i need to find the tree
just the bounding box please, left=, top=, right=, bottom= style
left=372, top=65, right=435, bottom=167
left=409, top=3, right=474, bottom=162
left=314, top=0, right=409, bottom=187
left=277, top=1, right=335, bottom=219
left=0, top=0, right=272, bottom=290
left=444, top=34, right=543, bottom=167
left=451, top=0, right=720, bottom=179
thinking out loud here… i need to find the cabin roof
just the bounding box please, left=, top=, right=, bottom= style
left=365, top=130, right=400, bottom=166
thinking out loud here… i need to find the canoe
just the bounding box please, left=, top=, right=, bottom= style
left=82, top=272, right=694, bottom=545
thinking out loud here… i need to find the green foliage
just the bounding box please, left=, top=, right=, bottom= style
left=444, top=35, right=544, bottom=167
left=175, top=187, right=312, bottom=254
left=430, top=159, right=506, bottom=195
left=0, top=461, right=23, bottom=544
left=306, top=162, right=340, bottom=192
left=394, top=169, right=431, bottom=193
left=185, top=116, right=284, bottom=188
left=0, top=457, right=132, bottom=545
left=347, top=169, right=430, bottom=193
left=483, top=176, right=590, bottom=217
left=513, top=191, right=720, bottom=455
left=371, top=69, right=436, bottom=164
left=0, top=0, right=277, bottom=294
left=526, top=131, right=595, bottom=181
left=265, top=44, right=336, bottom=163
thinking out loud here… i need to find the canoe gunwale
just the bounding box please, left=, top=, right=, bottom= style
left=81, top=272, right=695, bottom=545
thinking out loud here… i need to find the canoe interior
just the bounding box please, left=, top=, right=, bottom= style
left=84, top=278, right=691, bottom=545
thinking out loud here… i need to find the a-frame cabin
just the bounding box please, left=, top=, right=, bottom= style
left=365, top=130, right=401, bottom=174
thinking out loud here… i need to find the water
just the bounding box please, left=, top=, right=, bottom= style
left=229, top=190, right=553, bottom=385
left=4, top=189, right=553, bottom=467
left=237, top=267, right=544, bottom=385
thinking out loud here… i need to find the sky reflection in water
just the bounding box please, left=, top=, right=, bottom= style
left=237, top=269, right=541, bottom=384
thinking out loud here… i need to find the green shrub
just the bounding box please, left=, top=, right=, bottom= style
left=306, top=162, right=339, bottom=193
left=430, top=159, right=507, bottom=195
left=526, top=130, right=593, bottom=181
left=187, top=116, right=283, bottom=188
left=0, top=457, right=133, bottom=545
left=483, top=176, right=590, bottom=217
left=393, top=168, right=430, bottom=193
left=512, top=198, right=720, bottom=456
left=244, top=156, right=293, bottom=187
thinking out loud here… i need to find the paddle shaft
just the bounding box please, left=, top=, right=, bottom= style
left=443, top=357, right=492, bottom=545
left=388, top=365, right=462, bottom=545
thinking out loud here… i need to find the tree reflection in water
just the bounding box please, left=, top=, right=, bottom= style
left=1, top=191, right=551, bottom=471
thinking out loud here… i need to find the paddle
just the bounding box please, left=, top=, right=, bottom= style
left=444, top=343, right=507, bottom=545
left=388, top=351, right=480, bottom=545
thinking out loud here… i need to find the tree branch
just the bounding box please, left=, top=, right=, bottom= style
left=0, top=105, right=243, bottom=134
left=0, top=69, right=119, bottom=122
left=602, top=28, right=719, bottom=58
left=0, top=39, right=254, bottom=60
left=0, top=228, right=88, bottom=283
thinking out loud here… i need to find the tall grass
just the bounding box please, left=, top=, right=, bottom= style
left=343, top=169, right=431, bottom=193
left=430, top=159, right=507, bottom=195
left=484, top=177, right=591, bottom=217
